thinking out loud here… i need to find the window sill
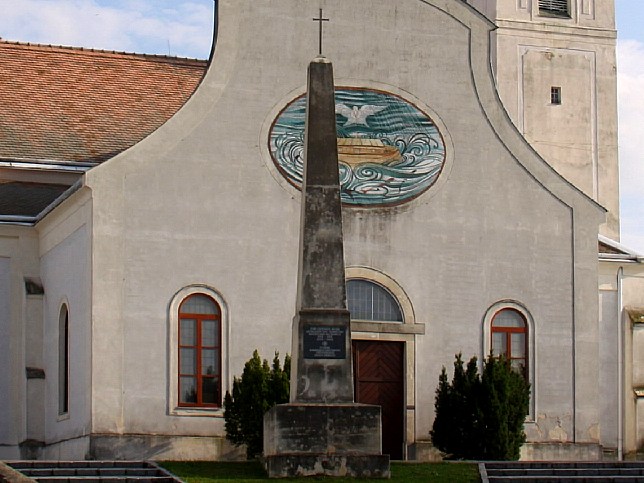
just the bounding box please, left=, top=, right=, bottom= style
left=171, top=407, right=224, bottom=417
left=57, top=412, right=70, bottom=422
left=538, top=11, right=571, bottom=19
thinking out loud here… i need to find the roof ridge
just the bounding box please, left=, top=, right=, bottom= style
left=0, top=38, right=208, bottom=65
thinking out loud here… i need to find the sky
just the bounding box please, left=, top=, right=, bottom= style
left=615, top=0, right=644, bottom=254
left=0, top=0, right=642, bottom=254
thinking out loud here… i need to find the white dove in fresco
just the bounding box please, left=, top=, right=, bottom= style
left=335, top=104, right=386, bottom=127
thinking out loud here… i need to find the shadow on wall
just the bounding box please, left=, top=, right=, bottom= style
left=89, top=434, right=246, bottom=461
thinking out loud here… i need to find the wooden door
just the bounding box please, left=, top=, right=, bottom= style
left=353, top=340, right=405, bottom=460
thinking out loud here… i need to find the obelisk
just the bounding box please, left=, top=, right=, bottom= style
left=290, top=56, right=353, bottom=404
left=263, top=57, right=390, bottom=478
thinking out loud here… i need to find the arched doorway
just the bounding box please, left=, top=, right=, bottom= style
left=347, top=278, right=406, bottom=460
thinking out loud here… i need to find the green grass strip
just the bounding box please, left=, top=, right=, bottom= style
left=159, top=461, right=480, bottom=482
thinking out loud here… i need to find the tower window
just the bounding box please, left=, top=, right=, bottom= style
left=539, top=0, right=570, bottom=17
left=551, top=87, right=562, bottom=105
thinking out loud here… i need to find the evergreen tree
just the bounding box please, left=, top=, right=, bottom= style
left=267, top=352, right=291, bottom=407
left=223, top=350, right=290, bottom=459
left=430, top=366, right=452, bottom=454
left=431, top=353, right=530, bottom=460
left=480, top=355, right=530, bottom=460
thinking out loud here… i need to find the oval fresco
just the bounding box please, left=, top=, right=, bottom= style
left=269, top=87, right=446, bottom=206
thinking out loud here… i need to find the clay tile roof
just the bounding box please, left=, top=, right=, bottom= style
left=0, top=40, right=208, bottom=164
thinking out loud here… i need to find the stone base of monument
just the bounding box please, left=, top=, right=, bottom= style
left=263, top=403, right=390, bottom=478
left=264, top=454, right=391, bottom=478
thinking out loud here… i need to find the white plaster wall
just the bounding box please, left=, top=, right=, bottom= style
left=626, top=273, right=644, bottom=452
left=599, top=288, right=619, bottom=447
left=597, top=261, right=644, bottom=454
left=37, top=190, right=92, bottom=459
left=0, top=227, right=41, bottom=458
left=85, top=0, right=603, bottom=452
left=624, top=275, right=644, bottom=311
left=0, top=255, right=18, bottom=458
left=466, top=0, right=496, bottom=20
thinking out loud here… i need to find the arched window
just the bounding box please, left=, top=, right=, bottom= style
left=347, top=279, right=403, bottom=322
left=178, top=294, right=221, bottom=407
left=58, top=304, right=69, bottom=415
left=491, top=308, right=528, bottom=377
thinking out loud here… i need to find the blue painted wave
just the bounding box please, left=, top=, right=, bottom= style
left=269, top=88, right=446, bottom=206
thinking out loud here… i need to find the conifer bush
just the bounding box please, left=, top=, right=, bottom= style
left=223, top=350, right=290, bottom=459
left=431, top=353, right=530, bottom=460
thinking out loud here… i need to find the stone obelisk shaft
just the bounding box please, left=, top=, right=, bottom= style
left=296, top=58, right=346, bottom=311
left=291, top=57, right=353, bottom=403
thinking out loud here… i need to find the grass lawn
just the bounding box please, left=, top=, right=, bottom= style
left=159, top=461, right=480, bottom=482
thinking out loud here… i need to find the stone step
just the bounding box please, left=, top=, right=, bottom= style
left=33, top=478, right=177, bottom=483
left=9, top=462, right=153, bottom=470
left=4, top=461, right=180, bottom=483
left=486, top=462, right=644, bottom=469
left=487, top=478, right=644, bottom=482
left=17, top=469, right=163, bottom=477
left=481, top=462, right=644, bottom=482
left=487, top=468, right=644, bottom=476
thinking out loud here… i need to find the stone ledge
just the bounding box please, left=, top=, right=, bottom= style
left=520, top=442, right=603, bottom=461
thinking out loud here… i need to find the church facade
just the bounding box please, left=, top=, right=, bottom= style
left=1, top=0, right=644, bottom=461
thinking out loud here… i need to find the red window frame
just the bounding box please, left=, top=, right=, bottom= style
left=178, top=295, right=221, bottom=408
left=491, top=309, right=528, bottom=378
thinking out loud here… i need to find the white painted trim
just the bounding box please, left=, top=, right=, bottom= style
left=0, top=159, right=95, bottom=171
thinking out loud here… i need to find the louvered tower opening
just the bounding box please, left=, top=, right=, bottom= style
left=539, top=0, right=570, bottom=17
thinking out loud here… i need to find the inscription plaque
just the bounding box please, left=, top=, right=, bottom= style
left=303, top=325, right=346, bottom=359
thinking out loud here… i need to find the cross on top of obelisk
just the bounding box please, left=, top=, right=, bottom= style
left=313, top=8, right=329, bottom=56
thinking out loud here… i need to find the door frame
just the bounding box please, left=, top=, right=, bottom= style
left=346, top=266, right=425, bottom=461
left=351, top=333, right=415, bottom=460
left=353, top=339, right=406, bottom=460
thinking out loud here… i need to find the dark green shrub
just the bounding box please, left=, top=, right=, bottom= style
left=431, top=353, right=530, bottom=460
left=479, top=355, right=530, bottom=460
left=223, top=350, right=291, bottom=459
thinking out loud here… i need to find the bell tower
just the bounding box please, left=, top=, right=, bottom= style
left=468, top=0, right=619, bottom=238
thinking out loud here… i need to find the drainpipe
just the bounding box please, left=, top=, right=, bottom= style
left=617, top=266, right=624, bottom=461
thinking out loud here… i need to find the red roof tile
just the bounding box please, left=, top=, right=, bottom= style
left=599, top=240, right=624, bottom=255
left=0, top=40, right=207, bottom=164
